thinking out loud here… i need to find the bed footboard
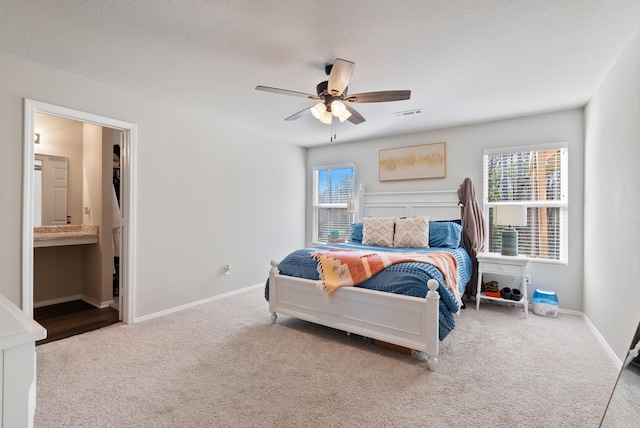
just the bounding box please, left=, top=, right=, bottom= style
left=268, top=260, right=440, bottom=370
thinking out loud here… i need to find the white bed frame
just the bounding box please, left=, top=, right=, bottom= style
left=268, top=186, right=462, bottom=370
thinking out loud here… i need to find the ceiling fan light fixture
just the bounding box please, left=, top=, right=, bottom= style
left=337, top=109, right=352, bottom=123
left=257, top=58, right=411, bottom=128
left=330, top=100, right=346, bottom=117
left=310, top=102, right=326, bottom=119
left=319, top=111, right=333, bottom=125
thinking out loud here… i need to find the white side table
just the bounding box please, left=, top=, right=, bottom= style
left=475, top=252, right=529, bottom=317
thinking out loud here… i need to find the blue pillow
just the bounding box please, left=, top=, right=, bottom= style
left=350, top=222, right=363, bottom=243
left=429, top=221, right=462, bottom=248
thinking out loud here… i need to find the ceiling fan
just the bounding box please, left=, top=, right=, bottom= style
left=255, top=58, right=411, bottom=125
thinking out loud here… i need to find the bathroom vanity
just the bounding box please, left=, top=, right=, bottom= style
left=33, top=225, right=98, bottom=248
left=33, top=225, right=105, bottom=307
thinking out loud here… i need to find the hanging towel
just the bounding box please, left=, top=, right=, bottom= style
left=457, top=177, right=486, bottom=298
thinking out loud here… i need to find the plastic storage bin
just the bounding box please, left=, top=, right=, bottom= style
left=532, top=289, right=559, bottom=317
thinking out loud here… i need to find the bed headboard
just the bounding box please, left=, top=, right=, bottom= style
left=356, top=185, right=462, bottom=222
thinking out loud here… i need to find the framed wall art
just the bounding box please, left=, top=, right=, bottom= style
left=379, top=142, right=446, bottom=181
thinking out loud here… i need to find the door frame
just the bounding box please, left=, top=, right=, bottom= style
left=22, top=99, right=138, bottom=323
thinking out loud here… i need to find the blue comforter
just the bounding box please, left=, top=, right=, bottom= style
left=265, top=242, right=472, bottom=340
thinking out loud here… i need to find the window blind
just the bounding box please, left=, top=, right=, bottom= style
left=312, top=165, right=355, bottom=243
left=484, top=146, right=568, bottom=262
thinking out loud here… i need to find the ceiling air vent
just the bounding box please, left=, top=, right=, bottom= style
left=394, top=108, right=423, bottom=117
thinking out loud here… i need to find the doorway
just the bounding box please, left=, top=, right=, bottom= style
left=22, top=99, right=137, bottom=324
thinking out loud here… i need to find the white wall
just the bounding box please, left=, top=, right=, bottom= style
left=0, top=49, right=306, bottom=317
left=584, top=28, right=640, bottom=361
left=307, top=109, right=585, bottom=310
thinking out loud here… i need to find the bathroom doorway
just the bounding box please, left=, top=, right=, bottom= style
left=22, top=100, right=137, bottom=324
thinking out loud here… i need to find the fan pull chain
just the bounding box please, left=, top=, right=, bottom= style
left=330, top=117, right=337, bottom=143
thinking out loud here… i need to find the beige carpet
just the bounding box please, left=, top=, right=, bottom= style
left=601, top=363, right=640, bottom=426
left=35, top=286, right=619, bottom=427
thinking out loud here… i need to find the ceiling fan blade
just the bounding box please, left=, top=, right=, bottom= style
left=345, top=104, right=365, bottom=124
left=327, top=58, right=355, bottom=97
left=345, top=90, right=411, bottom=103
left=255, top=86, right=321, bottom=100
left=284, top=108, right=311, bottom=121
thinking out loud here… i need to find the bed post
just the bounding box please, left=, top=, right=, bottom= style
left=411, top=279, right=440, bottom=370
left=356, top=184, right=365, bottom=222
left=268, top=260, right=279, bottom=324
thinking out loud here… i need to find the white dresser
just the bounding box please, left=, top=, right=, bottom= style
left=0, top=293, right=46, bottom=428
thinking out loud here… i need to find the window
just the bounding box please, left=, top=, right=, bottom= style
left=312, top=164, right=355, bottom=243
left=483, top=144, right=568, bottom=263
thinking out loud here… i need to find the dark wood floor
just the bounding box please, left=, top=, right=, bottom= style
left=34, top=300, right=120, bottom=345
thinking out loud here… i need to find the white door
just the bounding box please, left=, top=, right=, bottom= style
left=37, top=155, right=68, bottom=225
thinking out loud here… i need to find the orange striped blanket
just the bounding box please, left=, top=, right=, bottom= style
left=310, top=249, right=460, bottom=303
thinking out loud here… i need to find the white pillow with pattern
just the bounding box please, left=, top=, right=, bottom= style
left=393, top=217, right=430, bottom=248
left=362, top=217, right=395, bottom=247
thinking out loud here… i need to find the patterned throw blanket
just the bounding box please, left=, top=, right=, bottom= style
left=311, top=249, right=460, bottom=304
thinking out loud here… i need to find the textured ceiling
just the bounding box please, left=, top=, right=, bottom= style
left=2, top=0, right=640, bottom=147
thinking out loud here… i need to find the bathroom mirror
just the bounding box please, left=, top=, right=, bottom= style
left=34, top=112, right=86, bottom=227
left=600, top=320, right=640, bottom=426
left=34, top=154, right=68, bottom=226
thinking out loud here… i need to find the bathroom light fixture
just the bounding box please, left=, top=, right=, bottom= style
left=494, top=205, right=527, bottom=256
left=34, top=133, right=40, bottom=144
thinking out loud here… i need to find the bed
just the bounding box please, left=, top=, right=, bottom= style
left=266, top=187, right=473, bottom=370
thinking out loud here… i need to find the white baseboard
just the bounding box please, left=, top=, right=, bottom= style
left=81, top=295, right=114, bottom=309
left=557, top=307, right=582, bottom=316
left=583, top=313, right=622, bottom=369
left=34, top=294, right=115, bottom=310
left=134, top=283, right=264, bottom=323
left=524, top=303, right=620, bottom=368
left=34, top=294, right=83, bottom=308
